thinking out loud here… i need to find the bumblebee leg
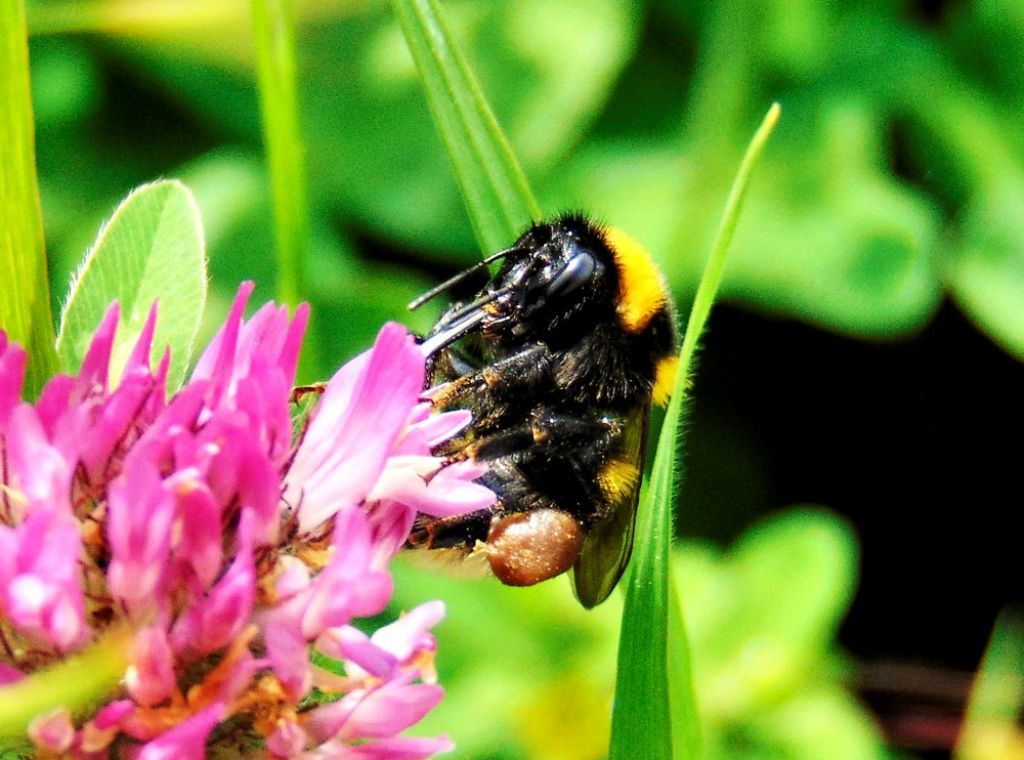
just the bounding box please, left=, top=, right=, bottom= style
left=429, top=342, right=550, bottom=409
left=438, top=421, right=538, bottom=463
left=440, top=406, right=615, bottom=466
left=529, top=409, right=617, bottom=448
left=427, top=341, right=483, bottom=382
left=407, top=508, right=493, bottom=549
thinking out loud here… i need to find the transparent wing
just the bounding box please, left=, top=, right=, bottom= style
left=571, top=402, right=649, bottom=608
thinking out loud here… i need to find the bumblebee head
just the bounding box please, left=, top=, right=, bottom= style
left=413, top=214, right=676, bottom=361
left=482, top=216, right=617, bottom=344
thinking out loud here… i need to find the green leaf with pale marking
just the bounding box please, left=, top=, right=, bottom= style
left=610, top=104, right=780, bottom=760
left=390, top=0, right=540, bottom=254
left=56, top=180, right=207, bottom=390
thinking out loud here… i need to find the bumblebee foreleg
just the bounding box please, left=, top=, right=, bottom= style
left=437, top=407, right=612, bottom=465
left=407, top=508, right=493, bottom=549
left=428, top=342, right=551, bottom=410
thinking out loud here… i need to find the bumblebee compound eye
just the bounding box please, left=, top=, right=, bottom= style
left=513, top=249, right=602, bottom=335
left=546, top=249, right=598, bottom=302
left=485, top=509, right=585, bottom=586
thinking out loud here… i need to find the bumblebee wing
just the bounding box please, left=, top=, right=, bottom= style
left=571, top=402, right=649, bottom=608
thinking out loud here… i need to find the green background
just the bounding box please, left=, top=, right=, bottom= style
left=20, top=0, right=1024, bottom=757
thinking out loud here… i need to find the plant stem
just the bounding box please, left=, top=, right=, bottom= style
left=250, top=0, right=308, bottom=306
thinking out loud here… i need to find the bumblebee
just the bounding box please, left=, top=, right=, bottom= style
left=406, top=214, right=679, bottom=607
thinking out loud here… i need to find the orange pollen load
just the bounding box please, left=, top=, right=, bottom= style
left=485, top=509, right=585, bottom=587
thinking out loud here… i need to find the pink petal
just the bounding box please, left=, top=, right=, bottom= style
left=172, top=478, right=222, bottom=588
left=371, top=457, right=494, bottom=519
left=127, top=626, right=176, bottom=706
left=301, top=558, right=392, bottom=640
left=0, top=526, right=13, bottom=589
left=366, top=502, right=417, bottom=567
left=286, top=323, right=425, bottom=534
left=0, top=663, right=25, bottom=685
left=80, top=700, right=136, bottom=755
left=342, top=683, right=444, bottom=740
left=405, top=401, right=432, bottom=427
left=136, top=702, right=224, bottom=760
left=370, top=601, right=444, bottom=665
left=412, top=468, right=495, bottom=518
left=235, top=300, right=309, bottom=390
left=300, top=509, right=393, bottom=637
left=402, top=409, right=472, bottom=451
left=106, top=449, right=174, bottom=614
left=369, top=455, right=438, bottom=501
left=280, top=303, right=310, bottom=389
left=273, top=555, right=311, bottom=602
left=94, top=699, right=134, bottom=729
left=267, top=715, right=307, bottom=757
left=171, top=512, right=256, bottom=654
left=79, top=364, right=163, bottom=482
left=3, top=509, right=86, bottom=649
left=75, top=303, right=120, bottom=394
left=135, top=380, right=206, bottom=458
left=122, top=302, right=159, bottom=378
left=28, top=707, right=74, bottom=753
left=188, top=285, right=306, bottom=465
left=190, top=282, right=253, bottom=389
left=5, top=404, right=73, bottom=516
left=264, top=603, right=313, bottom=701
left=307, top=680, right=443, bottom=743
left=33, top=373, right=74, bottom=439
left=232, top=433, right=282, bottom=545
left=320, top=626, right=398, bottom=679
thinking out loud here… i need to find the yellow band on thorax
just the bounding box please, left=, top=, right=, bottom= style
left=604, top=227, right=669, bottom=334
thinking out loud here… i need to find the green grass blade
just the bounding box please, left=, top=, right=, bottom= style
left=667, top=571, right=701, bottom=755
left=956, top=610, right=1024, bottom=760
left=250, top=0, right=307, bottom=305
left=610, top=103, right=780, bottom=760
left=610, top=473, right=674, bottom=759
left=390, top=0, right=540, bottom=254
left=56, top=180, right=208, bottom=391
left=0, top=0, right=57, bottom=398
left=0, top=625, right=130, bottom=741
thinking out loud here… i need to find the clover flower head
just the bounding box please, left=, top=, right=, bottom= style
left=0, top=283, right=493, bottom=758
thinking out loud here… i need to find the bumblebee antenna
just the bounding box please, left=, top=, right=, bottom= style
left=408, top=247, right=520, bottom=311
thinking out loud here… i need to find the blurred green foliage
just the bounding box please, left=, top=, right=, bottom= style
left=20, top=1, right=1024, bottom=756
left=26, top=0, right=1024, bottom=375
left=956, top=611, right=1024, bottom=760
left=391, top=508, right=883, bottom=760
